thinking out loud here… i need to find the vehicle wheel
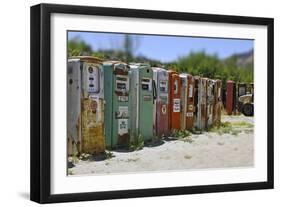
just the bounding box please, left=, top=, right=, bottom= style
left=242, top=103, right=254, bottom=116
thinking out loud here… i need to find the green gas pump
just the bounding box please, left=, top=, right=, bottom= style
left=104, top=61, right=131, bottom=149
left=130, top=63, right=156, bottom=142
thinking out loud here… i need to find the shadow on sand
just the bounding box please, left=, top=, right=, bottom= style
left=162, top=136, right=178, bottom=142
left=145, top=139, right=165, bottom=147
left=89, top=153, right=108, bottom=161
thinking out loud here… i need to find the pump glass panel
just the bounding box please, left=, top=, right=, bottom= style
left=87, top=66, right=100, bottom=93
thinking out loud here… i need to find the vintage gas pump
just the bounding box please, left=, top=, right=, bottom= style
left=206, top=79, right=215, bottom=128
left=186, top=74, right=195, bottom=130
left=193, top=76, right=201, bottom=130
left=213, top=79, right=222, bottom=125
left=168, top=70, right=181, bottom=131
left=130, top=63, right=155, bottom=142
left=180, top=74, right=188, bottom=130
left=226, top=80, right=236, bottom=115
left=180, top=74, right=195, bottom=130
left=193, top=76, right=207, bottom=130
left=67, top=59, right=81, bottom=155
left=153, top=68, right=169, bottom=137
left=201, top=78, right=208, bottom=130
left=67, top=56, right=105, bottom=155
left=104, top=61, right=131, bottom=149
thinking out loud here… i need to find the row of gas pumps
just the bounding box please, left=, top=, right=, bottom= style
left=67, top=56, right=223, bottom=155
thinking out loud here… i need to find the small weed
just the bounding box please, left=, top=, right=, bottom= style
left=68, top=169, right=74, bottom=175
left=232, top=121, right=254, bottom=128
left=171, top=129, right=192, bottom=139
left=182, top=137, right=194, bottom=143
left=70, top=145, right=80, bottom=164
left=72, top=154, right=80, bottom=164
left=190, top=127, right=203, bottom=134
left=209, top=122, right=231, bottom=134
left=221, top=121, right=231, bottom=128
left=105, top=162, right=110, bottom=166
left=209, top=121, right=247, bottom=136
left=105, top=151, right=115, bottom=159
left=221, top=126, right=232, bottom=134
left=130, top=134, right=144, bottom=151
left=79, top=153, right=90, bottom=161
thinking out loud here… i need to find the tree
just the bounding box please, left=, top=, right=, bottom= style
left=171, top=51, right=253, bottom=89
left=68, top=37, right=93, bottom=57
left=123, top=35, right=140, bottom=62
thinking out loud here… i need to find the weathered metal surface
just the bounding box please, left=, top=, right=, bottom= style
left=180, top=74, right=188, bottom=130
left=67, top=59, right=82, bottom=155
left=153, top=68, right=170, bottom=137
left=180, top=74, right=195, bottom=130
left=206, top=79, right=215, bottom=128
left=226, top=80, right=236, bottom=115
left=186, top=74, right=195, bottom=130
left=194, top=76, right=208, bottom=131
left=201, top=78, right=208, bottom=130
left=129, top=66, right=139, bottom=143
left=81, top=97, right=105, bottom=154
left=130, top=63, right=155, bottom=141
left=168, top=70, right=181, bottom=131
left=67, top=137, right=74, bottom=156
left=212, top=80, right=222, bottom=125
left=193, top=76, right=200, bottom=130
left=104, top=61, right=131, bottom=148
left=67, top=58, right=105, bottom=155
left=217, top=82, right=222, bottom=124
left=67, top=60, right=81, bottom=143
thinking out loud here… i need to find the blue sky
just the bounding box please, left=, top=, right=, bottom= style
left=68, top=31, right=253, bottom=63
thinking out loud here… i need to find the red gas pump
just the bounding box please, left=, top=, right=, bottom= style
left=226, top=80, right=236, bottom=115
left=168, top=70, right=181, bottom=131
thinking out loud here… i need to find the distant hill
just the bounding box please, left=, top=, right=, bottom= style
left=233, top=49, right=253, bottom=68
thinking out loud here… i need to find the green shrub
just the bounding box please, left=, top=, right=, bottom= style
left=130, top=134, right=144, bottom=151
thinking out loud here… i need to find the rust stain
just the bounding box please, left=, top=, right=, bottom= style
left=118, top=133, right=130, bottom=146
left=113, top=68, right=129, bottom=75
left=186, top=75, right=195, bottom=130
left=81, top=98, right=105, bottom=154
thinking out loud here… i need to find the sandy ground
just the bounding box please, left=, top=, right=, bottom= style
left=69, top=115, right=254, bottom=176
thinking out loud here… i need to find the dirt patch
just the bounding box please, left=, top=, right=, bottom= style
left=69, top=115, right=254, bottom=176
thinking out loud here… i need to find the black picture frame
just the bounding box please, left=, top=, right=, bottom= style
left=30, top=3, right=274, bottom=204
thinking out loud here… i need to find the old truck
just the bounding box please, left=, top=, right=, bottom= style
left=237, top=83, right=254, bottom=116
